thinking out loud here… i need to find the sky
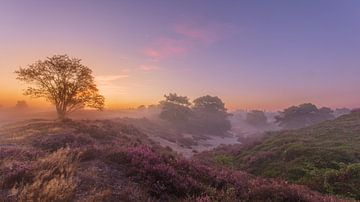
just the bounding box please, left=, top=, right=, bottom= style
left=0, top=0, right=359, bottom=111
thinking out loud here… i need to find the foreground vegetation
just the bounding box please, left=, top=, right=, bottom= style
left=197, top=111, right=360, bottom=200
left=0, top=119, right=343, bottom=201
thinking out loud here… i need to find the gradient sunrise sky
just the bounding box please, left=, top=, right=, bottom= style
left=0, top=0, right=359, bottom=110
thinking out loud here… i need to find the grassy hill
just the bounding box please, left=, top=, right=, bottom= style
left=197, top=111, right=360, bottom=200
left=0, top=119, right=343, bottom=201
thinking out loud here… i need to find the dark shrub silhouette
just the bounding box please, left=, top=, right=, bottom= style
left=275, top=103, right=334, bottom=129
left=159, top=93, right=192, bottom=127
left=246, top=110, right=268, bottom=127
left=192, top=95, right=231, bottom=135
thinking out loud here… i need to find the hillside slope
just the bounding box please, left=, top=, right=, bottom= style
left=197, top=112, right=360, bottom=200
left=0, top=119, right=343, bottom=201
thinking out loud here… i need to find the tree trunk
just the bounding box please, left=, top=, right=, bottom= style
left=57, top=108, right=66, bottom=121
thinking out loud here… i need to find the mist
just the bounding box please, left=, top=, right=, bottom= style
left=1, top=1, right=360, bottom=200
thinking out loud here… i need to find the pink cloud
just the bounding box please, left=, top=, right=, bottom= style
left=139, top=64, right=160, bottom=72
left=143, top=37, right=189, bottom=59
left=174, top=23, right=215, bottom=44
left=174, top=22, right=236, bottom=44
left=143, top=21, right=238, bottom=60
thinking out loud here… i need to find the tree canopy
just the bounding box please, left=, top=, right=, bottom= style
left=275, top=103, right=334, bottom=129
left=192, top=95, right=231, bottom=135
left=159, top=93, right=192, bottom=124
left=246, top=110, right=268, bottom=127
left=193, top=95, right=227, bottom=113
left=15, top=55, right=105, bottom=120
left=159, top=94, right=231, bottom=135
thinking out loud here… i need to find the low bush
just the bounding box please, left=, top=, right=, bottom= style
left=32, top=133, right=93, bottom=152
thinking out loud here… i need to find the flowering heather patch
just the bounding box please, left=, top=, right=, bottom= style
left=108, top=145, right=203, bottom=198
left=108, top=145, right=343, bottom=201
left=32, top=133, right=94, bottom=152
left=0, top=146, right=43, bottom=162
left=246, top=178, right=340, bottom=202
left=0, top=120, right=350, bottom=201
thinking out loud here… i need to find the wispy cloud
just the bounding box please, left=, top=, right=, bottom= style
left=96, top=75, right=129, bottom=83
left=143, top=37, right=189, bottom=59
left=139, top=64, right=160, bottom=72
left=96, top=74, right=129, bottom=95
left=174, top=23, right=215, bottom=44
left=143, top=21, right=237, bottom=60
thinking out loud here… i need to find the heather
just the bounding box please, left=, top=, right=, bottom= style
left=195, top=112, right=360, bottom=200
left=0, top=119, right=345, bottom=201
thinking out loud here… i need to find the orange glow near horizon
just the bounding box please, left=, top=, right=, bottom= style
left=1, top=1, right=359, bottom=112
left=1, top=87, right=356, bottom=112
left=0, top=53, right=358, bottom=112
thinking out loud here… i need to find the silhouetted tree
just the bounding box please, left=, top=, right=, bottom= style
left=275, top=103, right=334, bottom=129
left=15, top=55, right=105, bottom=120
left=15, top=100, right=28, bottom=109
left=246, top=110, right=268, bottom=127
left=159, top=93, right=192, bottom=124
left=192, top=95, right=231, bottom=135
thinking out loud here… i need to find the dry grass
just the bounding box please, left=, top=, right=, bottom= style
left=14, top=148, right=78, bottom=202
left=0, top=119, right=350, bottom=201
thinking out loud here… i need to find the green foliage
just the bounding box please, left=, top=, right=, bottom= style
left=207, top=112, right=360, bottom=200
left=323, top=163, right=360, bottom=199
left=213, top=154, right=236, bottom=167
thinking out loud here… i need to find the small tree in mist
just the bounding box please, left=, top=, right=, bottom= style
left=192, top=95, right=231, bottom=135
left=159, top=93, right=192, bottom=124
left=246, top=110, right=268, bottom=127
left=15, top=100, right=29, bottom=110
left=159, top=94, right=232, bottom=135
left=15, top=55, right=105, bottom=120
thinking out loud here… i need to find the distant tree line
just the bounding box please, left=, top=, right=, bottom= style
left=275, top=103, right=335, bottom=129
left=14, top=54, right=354, bottom=128
left=242, top=104, right=352, bottom=130
left=159, top=93, right=231, bottom=135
